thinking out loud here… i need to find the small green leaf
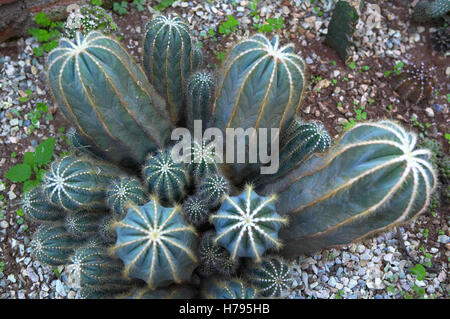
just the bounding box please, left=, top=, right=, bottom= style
left=5, top=164, right=32, bottom=183
left=23, top=152, right=35, bottom=166
left=34, top=137, right=54, bottom=166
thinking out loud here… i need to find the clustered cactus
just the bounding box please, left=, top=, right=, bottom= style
left=412, top=0, right=450, bottom=23
left=24, top=14, right=438, bottom=299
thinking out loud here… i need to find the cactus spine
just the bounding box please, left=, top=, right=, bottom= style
left=64, top=210, right=106, bottom=238
left=112, top=201, right=199, bottom=288
left=198, top=173, right=230, bottom=209
left=31, top=225, right=77, bottom=266
left=212, top=34, right=306, bottom=185
left=202, top=278, right=257, bottom=299
left=142, top=149, right=189, bottom=206
left=198, top=231, right=238, bottom=277
left=187, top=140, right=218, bottom=185
left=106, top=176, right=147, bottom=217
left=47, top=32, right=173, bottom=167
left=244, top=258, right=291, bottom=297
left=413, top=0, right=450, bottom=22
left=42, top=156, right=124, bottom=211
left=261, top=120, right=438, bottom=256
left=210, top=186, right=287, bottom=261
left=186, top=71, right=215, bottom=132
left=143, top=15, right=200, bottom=124
left=182, top=195, right=210, bottom=227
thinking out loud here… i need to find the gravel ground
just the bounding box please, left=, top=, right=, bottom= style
left=0, top=0, right=448, bottom=299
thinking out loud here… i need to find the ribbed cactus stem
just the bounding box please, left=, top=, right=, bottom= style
left=187, top=140, right=218, bottom=185
left=112, top=200, right=199, bottom=288
left=186, top=71, right=215, bottom=133
left=64, top=210, right=106, bottom=238
left=143, top=15, right=200, bottom=124
left=22, top=186, right=64, bottom=224
left=210, top=185, right=288, bottom=261
left=198, top=173, right=230, bottom=210
left=202, top=278, right=258, bottom=299
left=182, top=195, right=210, bottom=227
left=106, top=176, right=147, bottom=217
left=261, top=120, right=438, bottom=256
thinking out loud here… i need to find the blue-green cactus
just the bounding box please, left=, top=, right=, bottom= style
left=143, top=15, right=200, bottom=124
left=244, top=258, right=292, bottom=297
left=64, top=211, right=106, bottom=238
left=182, top=195, right=210, bottom=227
left=142, top=149, right=189, bottom=206
left=66, top=127, right=103, bottom=159
left=202, top=278, right=258, bottom=299
left=210, top=186, right=287, bottom=261
left=186, top=71, right=215, bottom=133
left=98, top=215, right=117, bottom=244
left=119, top=285, right=196, bottom=299
left=42, top=156, right=125, bottom=212
left=31, top=225, right=77, bottom=266
left=112, top=200, right=199, bottom=288
left=413, top=0, right=450, bottom=22
left=198, top=173, right=230, bottom=209
left=187, top=140, right=218, bottom=185
left=106, top=176, right=147, bottom=217
left=22, top=186, right=64, bottom=224
left=198, top=231, right=238, bottom=277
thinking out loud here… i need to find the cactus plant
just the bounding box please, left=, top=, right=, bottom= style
left=31, top=225, right=77, bottom=266
left=106, top=176, right=147, bottom=217
left=243, top=257, right=291, bottom=297
left=210, top=186, right=288, bottom=261
left=98, top=215, right=117, bottom=244
left=47, top=32, right=173, bottom=168
left=187, top=140, right=218, bottom=185
left=22, top=186, right=64, bottom=224
left=392, top=63, right=436, bottom=104
left=198, top=173, right=230, bottom=209
left=260, top=120, right=438, bottom=256
left=112, top=201, right=199, bottom=288
left=431, top=28, right=450, bottom=53
left=42, top=156, right=124, bottom=212
left=143, top=15, right=201, bottom=124
left=186, top=71, right=215, bottom=133
left=182, top=195, right=210, bottom=227
left=413, top=0, right=450, bottom=23
left=142, top=149, right=189, bottom=206
left=64, top=210, right=107, bottom=238
left=213, top=34, right=306, bottom=185
left=202, top=278, right=257, bottom=299
left=66, top=127, right=104, bottom=159
left=254, top=119, right=331, bottom=188
left=325, top=0, right=359, bottom=62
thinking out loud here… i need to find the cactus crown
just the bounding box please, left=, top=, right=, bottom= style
left=202, top=278, right=258, bottom=299
left=106, top=176, right=147, bottom=217
left=182, top=195, right=210, bottom=226
left=210, top=185, right=287, bottom=261
left=198, top=173, right=230, bottom=208
left=112, top=200, right=199, bottom=288
left=393, top=62, right=436, bottom=104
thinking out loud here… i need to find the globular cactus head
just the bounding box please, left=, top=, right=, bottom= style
left=210, top=185, right=288, bottom=261
left=112, top=200, right=199, bottom=289
left=187, top=140, right=218, bottom=185
left=392, top=62, right=436, bottom=104
left=22, top=186, right=64, bottom=224
left=66, top=127, right=103, bottom=159
left=106, top=176, right=147, bottom=217
left=142, top=149, right=189, bottom=206
left=197, top=231, right=238, bottom=278
left=243, top=257, right=292, bottom=298
left=119, top=285, right=196, bottom=299
left=64, top=210, right=106, bottom=239
left=98, top=215, right=117, bottom=244
left=198, top=173, right=230, bottom=209
left=31, top=225, right=77, bottom=266
left=431, top=28, right=450, bottom=53
left=202, top=278, right=258, bottom=299
left=186, top=71, right=215, bottom=133
left=412, top=0, right=450, bottom=23
left=182, top=195, right=210, bottom=227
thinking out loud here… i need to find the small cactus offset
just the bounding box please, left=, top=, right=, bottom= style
left=187, top=140, right=218, bottom=185
left=413, top=0, right=450, bottom=23
left=198, top=173, right=230, bottom=209
left=210, top=186, right=288, bottom=261
left=106, top=176, right=147, bottom=217
left=392, top=63, right=436, bottom=104
left=68, top=246, right=135, bottom=290
left=243, top=258, right=292, bottom=298
left=213, top=34, right=306, bottom=185
left=66, top=127, right=103, bottom=159
left=186, top=71, right=215, bottom=133
left=325, top=0, right=359, bottom=62
left=254, top=119, right=331, bottom=188
left=143, top=15, right=201, bottom=124
left=64, top=211, right=107, bottom=238
left=119, top=285, right=196, bottom=299
left=112, top=201, right=199, bottom=288
left=261, top=120, right=438, bottom=256
left=431, top=28, right=450, bottom=53
left=47, top=32, right=173, bottom=168
left=202, top=278, right=258, bottom=299
left=98, top=215, right=117, bottom=244
left=22, top=186, right=64, bottom=224
left=182, top=195, right=210, bottom=227
left=42, top=156, right=125, bottom=211
left=198, top=231, right=238, bottom=277
left=142, top=149, right=189, bottom=206
left=31, top=225, right=77, bottom=266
